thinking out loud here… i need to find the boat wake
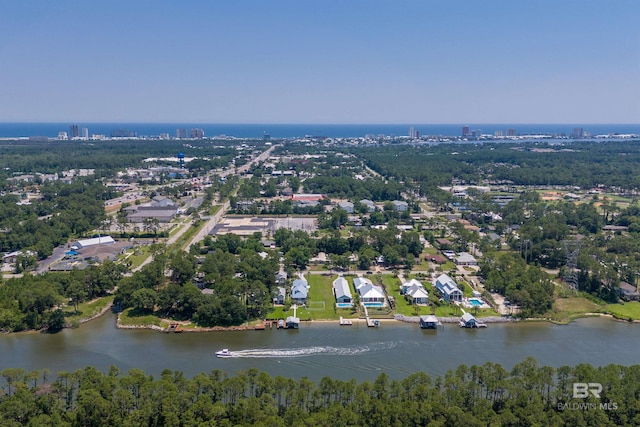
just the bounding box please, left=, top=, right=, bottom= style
left=228, top=342, right=397, bottom=358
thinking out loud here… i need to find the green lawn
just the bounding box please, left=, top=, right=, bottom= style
left=267, top=274, right=359, bottom=321
left=118, top=308, right=163, bottom=327
left=64, top=295, right=115, bottom=323
left=544, top=297, right=605, bottom=323
left=125, top=247, right=151, bottom=269
left=606, top=302, right=640, bottom=321
left=423, top=247, right=438, bottom=255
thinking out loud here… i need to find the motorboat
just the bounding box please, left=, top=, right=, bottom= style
left=215, top=349, right=233, bottom=358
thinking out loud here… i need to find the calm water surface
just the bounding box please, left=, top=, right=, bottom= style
left=1, top=314, right=638, bottom=381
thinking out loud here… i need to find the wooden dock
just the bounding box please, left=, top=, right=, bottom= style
left=362, top=305, right=379, bottom=327
left=339, top=317, right=353, bottom=326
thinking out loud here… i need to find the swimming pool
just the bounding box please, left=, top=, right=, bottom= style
left=469, top=298, right=483, bottom=307
left=363, top=302, right=384, bottom=308
left=336, top=303, right=353, bottom=308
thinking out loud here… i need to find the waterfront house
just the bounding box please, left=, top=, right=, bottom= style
left=353, top=277, right=373, bottom=291
left=406, top=284, right=429, bottom=305
left=354, top=277, right=385, bottom=306
left=419, top=315, right=439, bottom=329
left=434, top=274, right=463, bottom=303
left=401, top=278, right=424, bottom=295
left=291, top=277, right=309, bottom=304
left=333, top=276, right=353, bottom=306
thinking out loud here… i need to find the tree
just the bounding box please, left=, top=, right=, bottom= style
left=131, top=288, right=157, bottom=313
left=66, top=280, right=87, bottom=314
left=46, top=309, right=65, bottom=333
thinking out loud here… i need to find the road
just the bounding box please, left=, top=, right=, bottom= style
left=186, top=144, right=277, bottom=248
left=133, top=145, right=278, bottom=271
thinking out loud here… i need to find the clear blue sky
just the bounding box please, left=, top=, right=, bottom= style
left=1, top=0, right=638, bottom=123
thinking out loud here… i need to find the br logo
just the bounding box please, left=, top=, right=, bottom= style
left=573, top=383, right=602, bottom=399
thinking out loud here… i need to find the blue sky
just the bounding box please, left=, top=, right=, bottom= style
left=0, top=0, right=638, bottom=123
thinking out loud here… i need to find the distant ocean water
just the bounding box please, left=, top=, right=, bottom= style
left=0, top=123, right=639, bottom=139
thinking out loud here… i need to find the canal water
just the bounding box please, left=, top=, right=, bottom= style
left=1, top=314, right=639, bottom=382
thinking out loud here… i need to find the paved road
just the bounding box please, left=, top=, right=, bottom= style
left=186, top=144, right=277, bottom=248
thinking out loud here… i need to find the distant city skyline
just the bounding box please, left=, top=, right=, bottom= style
left=1, top=1, right=638, bottom=123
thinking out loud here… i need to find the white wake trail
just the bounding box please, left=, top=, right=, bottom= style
left=228, top=342, right=397, bottom=358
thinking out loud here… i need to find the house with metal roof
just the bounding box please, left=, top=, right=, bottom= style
left=456, top=252, right=478, bottom=266
left=406, top=284, right=429, bottom=305
left=291, top=277, right=309, bottom=304
left=359, top=199, right=376, bottom=212
left=391, top=200, right=408, bottom=211
left=434, top=273, right=463, bottom=303
left=401, top=278, right=424, bottom=295
left=353, top=277, right=385, bottom=306
left=332, top=276, right=353, bottom=306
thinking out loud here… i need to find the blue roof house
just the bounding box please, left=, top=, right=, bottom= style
left=434, top=274, right=463, bottom=303
left=291, top=277, right=309, bottom=304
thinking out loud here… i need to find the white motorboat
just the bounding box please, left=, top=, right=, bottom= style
left=215, top=349, right=233, bottom=358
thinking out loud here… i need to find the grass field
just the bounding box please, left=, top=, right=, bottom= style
left=268, top=274, right=359, bottom=321
left=125, top=247, right=151, bottom=269
left=118, top=308, right=163, bottom=327
left=64, top=295, right=115, bottom=322
left=606, top=302, right=640, bottom=321
left=544, top=297, right=605, bottom=323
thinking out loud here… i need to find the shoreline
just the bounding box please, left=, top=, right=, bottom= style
left=4, top=309, right=638, bottom=335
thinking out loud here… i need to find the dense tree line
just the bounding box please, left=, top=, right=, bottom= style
left=0, top=358, right=638, bottom=426
left=495, top=194, right=640, bottom=302
left=0, top=261, right=127, bottom=332
left=274, top=226, right=423, bottom=272
left=0, top=140, right=242, bottom=178
left=115, top=236, right=279, bottom=327
left=0, top=178, right=114, bottom=259
left=303, top=175, right=403, bottom=201
left=355, top=140, right=640, bottom=190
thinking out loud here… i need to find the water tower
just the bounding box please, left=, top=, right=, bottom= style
left=178, top=152, right=185, bottom=169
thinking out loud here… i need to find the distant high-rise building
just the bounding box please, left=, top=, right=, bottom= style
left=415, top=130, right=420, bottom=138
left=462, top=126, right=470, bottom=137
left=159, top=133, right=170, bottom=140
left=110, top=129, right=137, bottom=138
left=81, top=128, right=89, bottom=139
left=176, top=128, right=187, bottom=138
left=69, top=124, right=80, bottom=138
left=190, top=128, right=205, bottom=139
left=409, top=126, right=415, bottom=138
left=494, top=130, right=503, bottom=137
left=572, top=128, right=584, bottom=138
left=58, top=132, right=68, bottom=140
left=263, top=132, right=271, bottom=141
left=506, top=128, right=516, bottom=137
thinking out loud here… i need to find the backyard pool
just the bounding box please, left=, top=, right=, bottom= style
left=469, top=298, right=484, bottom=307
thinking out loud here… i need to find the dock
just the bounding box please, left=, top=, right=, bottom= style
left=165, top=323, right=183, bottom=333
left=362, top=304, right=379, bottom=327
left=254, top=320, right=272, bottom=330
left=339, top=316, right=353, bottom=326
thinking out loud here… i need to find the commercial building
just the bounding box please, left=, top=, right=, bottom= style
left=69, top=124, right=80, bottom=138
left=190, top=128, right=205, bottom=139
